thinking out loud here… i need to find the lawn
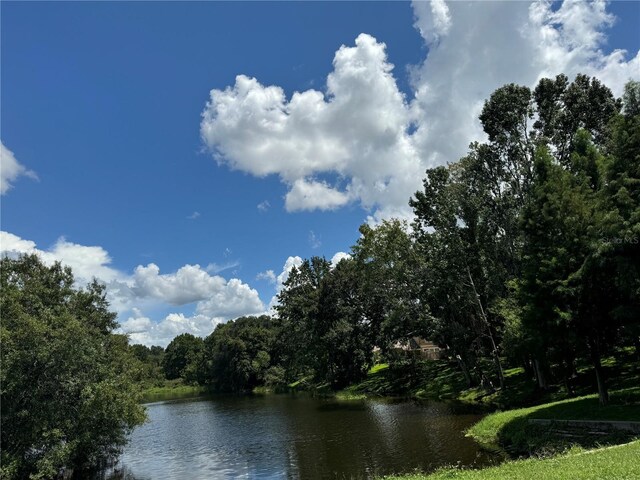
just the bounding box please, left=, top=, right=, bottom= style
left=383, top=440, right=640, bottom=480
left=467, top=387, right=640, bottom=455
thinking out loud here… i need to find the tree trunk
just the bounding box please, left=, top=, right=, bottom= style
left=562, top=360, right=575, bottom=397
left=522, top=356, right=534, bottom=380
left=454, top=353, right=474, bottom=388
left=533, top=357, right=548, bottom=390
left=589, top=338, right=609, bottom=406
left=465, top=266, right=505, bottom=390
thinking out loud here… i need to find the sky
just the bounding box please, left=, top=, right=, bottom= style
left=1, top=0, right=639, bottom=346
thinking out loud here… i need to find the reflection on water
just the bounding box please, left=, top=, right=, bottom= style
left=100, top=395, right=496, bottom=479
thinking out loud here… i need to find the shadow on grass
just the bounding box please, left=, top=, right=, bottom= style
left=346, top=360, right=471, bottom=400
left=496, top=387, right=640, bottom=457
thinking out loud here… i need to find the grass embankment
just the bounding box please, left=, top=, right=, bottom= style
left=467, top=386, right=640, bottom=456
left=140, top=381, right=208, bottom=403
left=383, top=387, right=640, bottom=479
left=337, top=361, right=473, bottom=402
left=339, top=348, right=640, bottom=410
left=383, top=440, right=640, bottom=480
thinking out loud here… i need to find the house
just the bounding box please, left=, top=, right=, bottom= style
left=375, top=337, right=444, bottom=360
left=407, top=337, right=443, bottom=360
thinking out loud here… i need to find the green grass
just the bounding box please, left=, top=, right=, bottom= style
left=369, top=363, right=390, bottom=374
left=337, top=360, right=472, bottom=401
left=467, top=387, right=640, bottom=456
left=342, top=348, right=640, bottom=410
left=140, top=383, right=208, bottom=403
left=382, top=440, right=640, bottom=479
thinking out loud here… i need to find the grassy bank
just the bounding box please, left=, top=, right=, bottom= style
left=467, top=387, right=640, bottom=456
left=336, top=361, right=472, bottom=401
left=337, top=348, right=640, bottom=409
left=140, top=383, right=209, bottom=403
left=383, top=440, right=640, bottom=480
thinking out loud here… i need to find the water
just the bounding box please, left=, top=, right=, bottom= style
left=104, top=394, right=495, bottom=479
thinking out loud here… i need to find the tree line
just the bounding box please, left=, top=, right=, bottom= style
left=147, top=75, right=640, bottom=406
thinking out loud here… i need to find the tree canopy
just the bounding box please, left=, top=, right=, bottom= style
left=1, top=254, right=146, bottom=479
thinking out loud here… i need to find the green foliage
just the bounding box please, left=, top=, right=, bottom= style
left=202, top=315, right=277, bottom=392
left=130, top=344, right=165, bottom=387
left=162, top=333, right=204, bottom=382
left=0, top=254, right=146, bottom=479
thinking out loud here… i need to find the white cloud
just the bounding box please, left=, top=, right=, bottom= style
left=131, top=263, right=264, bottom=319
left=1, top=231, right=266, bottom=346
left=122, top=311, right=223, bottom=347
left=1, top=142, right=38, bottom=195
left=331, top=251, right=351, bottom=267
left=187, top=211, right=201, bottom=220
left=120, top=309, right=153, bottom=334
left=201, top=33, right=419, bottom=220
left=409, top=0, right=639, bottom=172
left=256, top=269, right=276, bottom=284
left=285, top=178, right=350, bottom=212
left=201, top=1, right=639, bottom=222
left=0, top=231, right=120, bottom=284
left=193, top=277, right=264, bottom=318
left=412, top=0, right=451, bottom=45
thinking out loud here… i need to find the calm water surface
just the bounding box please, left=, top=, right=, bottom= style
left=105, top=394, right=495, bottom=479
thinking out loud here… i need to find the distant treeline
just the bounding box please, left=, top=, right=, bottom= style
left=136, top=75, right=640, bottom=406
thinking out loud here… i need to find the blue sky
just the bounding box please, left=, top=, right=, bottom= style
left=2, top=1, right=639, bottom=346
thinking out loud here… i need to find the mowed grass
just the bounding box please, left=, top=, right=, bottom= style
left=382, top=440, right=640, bottom=480
left=467, top=387, right=640, bottom=455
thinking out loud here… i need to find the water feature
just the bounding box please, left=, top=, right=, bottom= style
left=103, top=394, right=496, bottom=479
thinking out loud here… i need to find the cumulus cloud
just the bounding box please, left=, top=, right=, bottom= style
left=257, top=200, right=271, bottom=212
left=412, top=0, right=451, bottom=45
left=119, top=309, right=153, bottom=334
left=1, top=142, right=38, bottom=195
left=187, top=211, right=201, bottom=220
left=201, top=1, right=639, bottom=222
left=0, top=231, right=266, bottom=346
left=331, top=251, right=351, bottom=267
left=285, top=178, right=350, bottom=212
left=0, top=231, right=120, bottom=283
left=121, top=311, right=223, bottom=347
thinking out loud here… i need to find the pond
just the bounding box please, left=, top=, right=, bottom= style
left=103, top=394, right=496, bottom=479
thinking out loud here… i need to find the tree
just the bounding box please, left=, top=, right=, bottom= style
left=162, top=333, right=204, bottom=382
left=201, top=316, right=277, bottom=392
left=1, top=254, right=146, bottom=479
left=349, top=220, right=428, bottom=358
left=312, top=257, right=374, bottom=388
left=275, top=257, right=332, bottom=383
left=130, top=344, right=165, bottom=387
